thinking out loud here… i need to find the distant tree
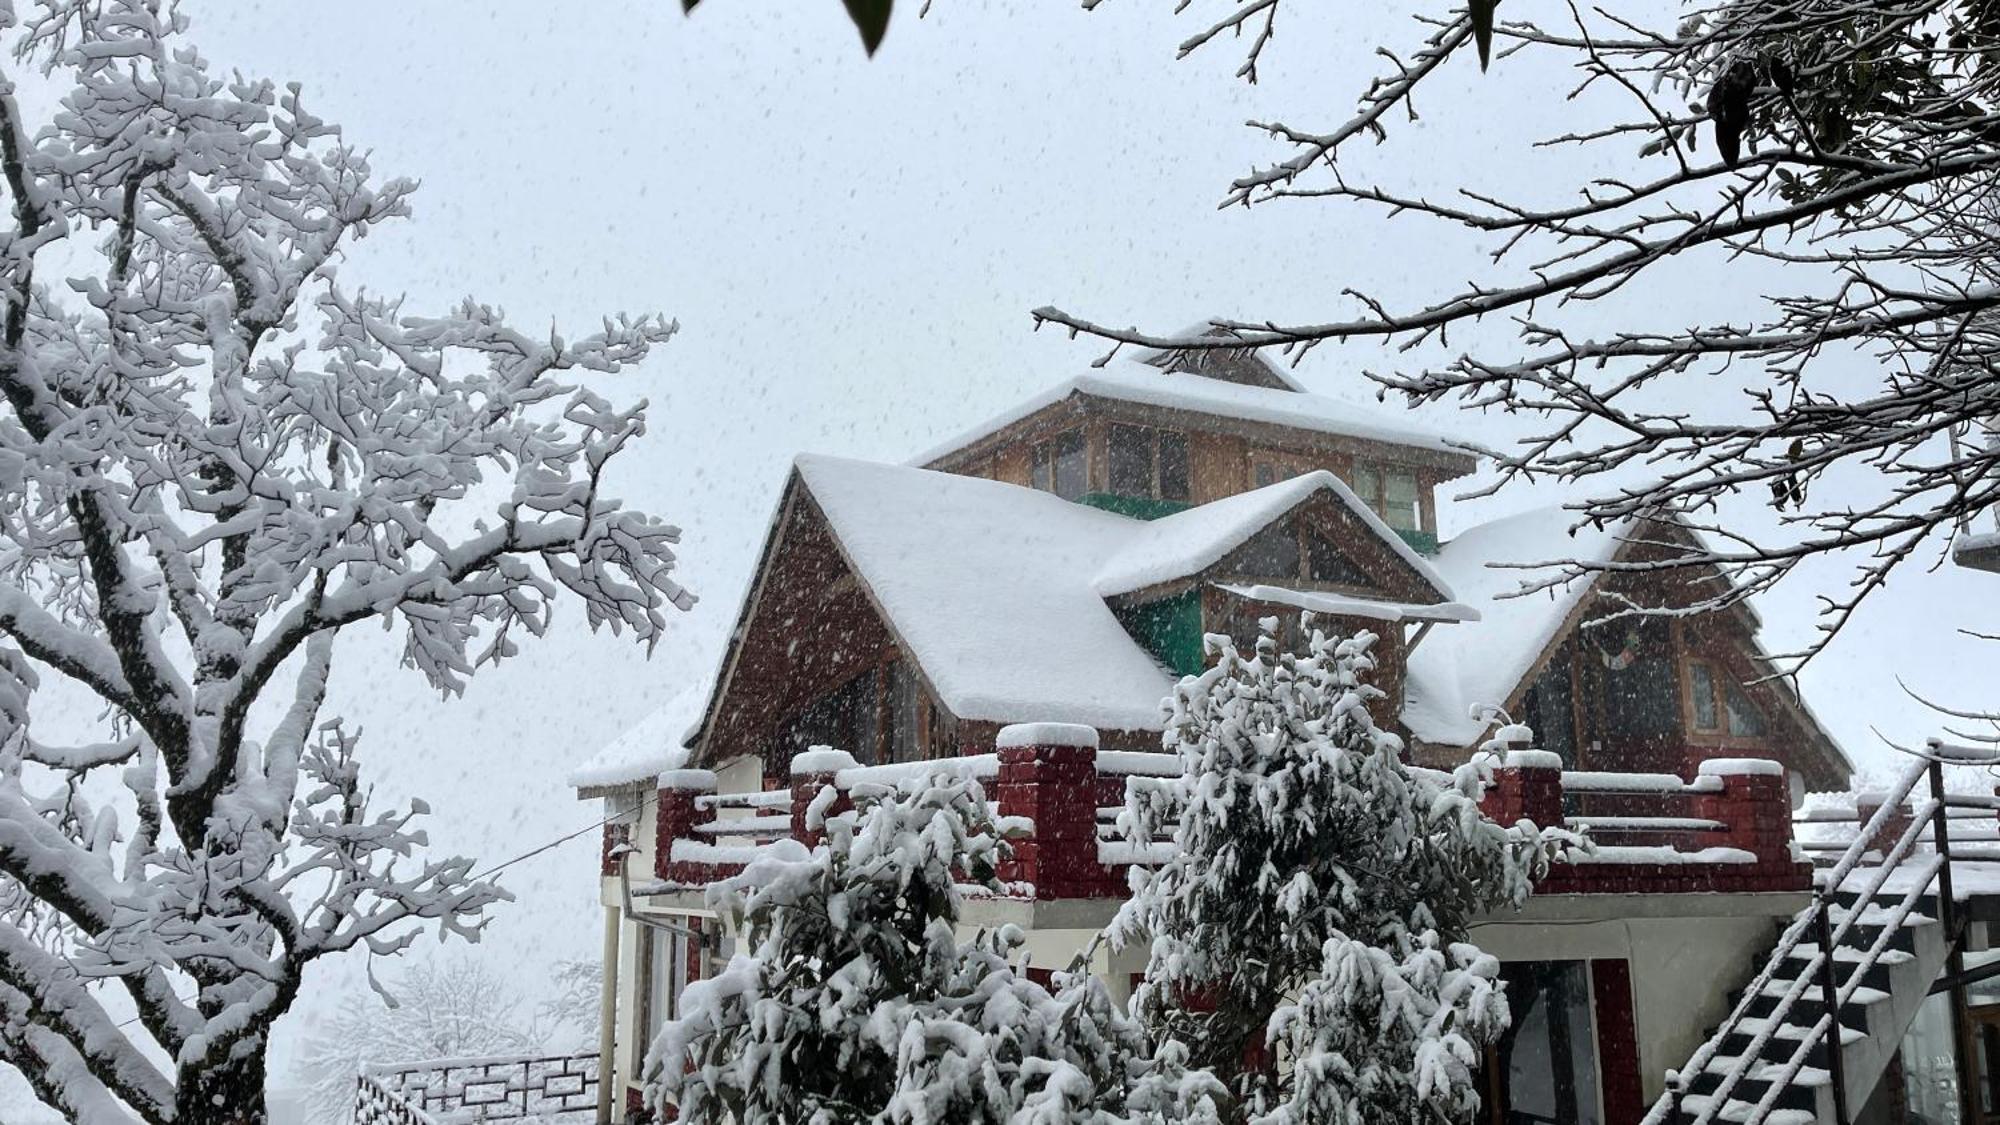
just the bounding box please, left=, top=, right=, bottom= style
left=0, top=3, right=687, bottom=1122
left=1110, top=619, right=1561, bottom=1122
left=296, top=957, right=538, bottom=1125
left=644, top=770, right=1225, bottom=1124
left=536, top=957, right=608, bottom=1053
left=1050, top=0, right=2000, bottom=672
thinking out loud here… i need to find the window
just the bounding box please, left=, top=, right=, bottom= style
left=1031, top=429, right=1087, bottom=500
left=1159, top=432, right=1189, bottom=501
left=1593, top=618, right=1680, bottom=741
left=1107, top=425, right=1190, bottom=502
left=779, top=669, right=879, bottom=765
left=1348, top=462, right=1423, bottom=532
left=1486, top=961, right=1603, bottom=1125
left=1250, top=451, right=1313, bottom=490
left=1303, top=525, right=1368, bottom=585
left=1686, top=657, right=1769, bottom=739
left=1236, top=520, right=1301, bottom=579
left=637, top=920, right=701, bottom=1073
left=888, top=659, right=924, bottom=763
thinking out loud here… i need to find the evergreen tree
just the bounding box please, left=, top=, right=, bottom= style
left=646, top=771, right=1222, bottom=1124
left=1111, top=617, right=1562, bottom=1124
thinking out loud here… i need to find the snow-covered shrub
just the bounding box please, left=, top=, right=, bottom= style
left=645, top=771, right=1223, bottom=1124
left=1112, top=618, right=1564, bottom=1124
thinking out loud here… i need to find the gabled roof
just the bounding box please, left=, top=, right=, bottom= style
left=1403, top=508, right=1627, bottom=747
left=1138, top=322, right=1310, bottom=392
left=913, top=358, right=1468, bottom=468
left=1093, top=469, right=1455, bottom=601
left=796, top=454, right=1175, bottom=731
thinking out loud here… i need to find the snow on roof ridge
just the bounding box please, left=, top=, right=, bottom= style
left=907, top=359, right=1467, bottom=468
left=1137, top=320, right=1310, bottom=392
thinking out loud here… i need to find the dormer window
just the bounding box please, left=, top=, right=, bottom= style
left=1108, top=425, right=1190, bottom=502
left=1234, top=518, right=1371, bottom=587
left=1030, top=428, right=1086, bottom=501
left=1351, top=464, right=1421, bottom=532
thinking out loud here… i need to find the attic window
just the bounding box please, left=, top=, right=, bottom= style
left=1108, top=425, right=1190, bottom=502
left=1686, top=659, right=1768, bottom=739
left=1234, top=519, right=1370, bottom=588
left=1350, top=464, right=1422, bottom=532
left=1030, top=428, right=1086, bottom=501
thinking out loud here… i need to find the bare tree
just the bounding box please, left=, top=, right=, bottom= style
left=0, top=3, right=688, bottom=1122
left=1047, top=0, right=2000, bottom=672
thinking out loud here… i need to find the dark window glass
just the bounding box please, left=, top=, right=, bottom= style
left=1236, top=520, right=1301, bottom=579
left=781, top=669, right=879, bottom=765
left=1384, top=470, right=1420, bottom=532
left=1109, top=424, right=1155, bottom=496
left=1525, top=647, right=1577, bottom=768
left=1052, top=429, right=1086, bottom=501
left=889, top=660, right=923, bottom=762
left=1253, top=462, right=1279, bottom=488
left=1724, top=679, right=1767, bottom=738
left=1688, top=661, right=1719, bottom=731
left=1303, top=526, right=1368, bottom=586
left=1494, top=961, right=1602, bottom=1125
left=1158, top=432, right=1189, bottom=501
left=1030, top=443, right=1052, bottom=492
left=1595, top=618, right=1680, bottom=741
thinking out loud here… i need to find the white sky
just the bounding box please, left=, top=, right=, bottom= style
left=16, top=0, right=2000, bottom=1091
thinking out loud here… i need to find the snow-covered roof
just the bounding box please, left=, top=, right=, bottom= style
left=1137, top=321, right=1310, bottom=392
left=1092, top=470, right=1454, bottom=600
left=568, top=683, right=708, bottom=791
left=1402, top=507, right=1628, bottom=748
left=912, top=359, right=1467, bottom=468
left=790, top=456, right=1464, bottom=734
left=796, top=454, right=1177, bottom=731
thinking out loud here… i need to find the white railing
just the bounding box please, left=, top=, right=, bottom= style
left=354, top=1053, right=598, bottom=1124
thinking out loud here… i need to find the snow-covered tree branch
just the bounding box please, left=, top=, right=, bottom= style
left=0, top=3, right=687, bottom=1121
left=1049, top=0, right=2000, bottom=671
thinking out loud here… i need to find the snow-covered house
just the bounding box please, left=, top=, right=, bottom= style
left=573, top=342, right=1860, bottom=1123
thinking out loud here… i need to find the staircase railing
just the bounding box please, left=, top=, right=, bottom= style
left=1645, top=750, right=1949, bottom=1125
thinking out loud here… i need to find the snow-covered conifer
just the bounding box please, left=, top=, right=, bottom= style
left=1112, top=618, right=1562, bottom=1124
left=0, top=4, right=686, bottom=1121
left=647, top=771, right=1223, bottom=1124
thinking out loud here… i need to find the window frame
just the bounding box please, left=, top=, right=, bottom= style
left=1348, top=460, right=1424, bottom=533
left=1106, top=424, right=1191, bottom=502
left=1680, top=655, right=1771, bottom=744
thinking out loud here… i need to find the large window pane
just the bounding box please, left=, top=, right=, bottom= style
left=1384, top=470, right=1420, bottom=531
left=889, top=660, right=923, bottom=763
left=1688, top=661, right=1719, bottom=731
left=1304, top=526, right=1367, bottom=586
left=1724, top=680, right=1767, bottom=738
left=1351, top=465, right=1380, bottom=511
left=1236, top=520, right=1301, bottom=579
left=1031, top=443, right=1051, bottom=492
left=1595, top=619, right=1680, bottom=741
left=1053, top=429, right=1086, bottom=501
left=1496, top=961, right=1602, bottom=1125
left=1159, top=432, right=1189, bottom=501
left=1109, top=424, right=1155, bottom=496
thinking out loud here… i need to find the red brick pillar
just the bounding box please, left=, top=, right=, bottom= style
left=1695, top=758, right=1807, bottom=889
left=656, top=769, right=718, bottom=882
left=790, top=748, right=857, bottom=848
left=1479, top=749, right=1565, bottom=829
left=1855, top=789, right=1914, bottom=860
left=994, top=723, right=1110, bottom=899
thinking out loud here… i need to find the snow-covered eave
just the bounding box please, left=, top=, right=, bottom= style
left=1217, top=584, right=1480, bottom=625
left=574, top=778, right=655, bottom=801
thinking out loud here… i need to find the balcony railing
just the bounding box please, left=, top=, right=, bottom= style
left=632, top=726, right=1810, bottom=899
left=352, top=1053, right=598, bottom=1124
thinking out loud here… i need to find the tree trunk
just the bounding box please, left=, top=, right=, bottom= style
left=176, top=1048, right=269, bottom=1125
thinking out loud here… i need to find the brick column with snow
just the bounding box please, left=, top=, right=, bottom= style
left=994, top=722, right=1115, bottom=899
left=1480, top=748, right=1566, bottom=830
left=656, top=769, right=718, bottom=883
left=790, top=747, right=857, bottom=848
left=1695, top=758, right=1809, bottom=889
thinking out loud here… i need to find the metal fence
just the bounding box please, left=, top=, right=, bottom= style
left=355, top=1053, right=598, bottom=1123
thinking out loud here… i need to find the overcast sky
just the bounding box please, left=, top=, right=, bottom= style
left=17, top=0, right=1995, bottom=1089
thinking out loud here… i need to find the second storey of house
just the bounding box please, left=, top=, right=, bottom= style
left=914, top=341, right=1478, bottom=553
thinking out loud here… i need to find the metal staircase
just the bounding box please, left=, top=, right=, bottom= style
left=1649, top=744, right=1997, bottom=1125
